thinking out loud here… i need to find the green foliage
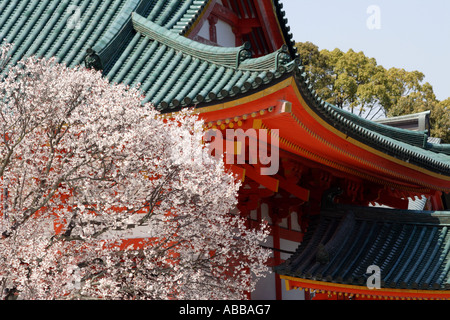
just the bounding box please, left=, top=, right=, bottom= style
left=296, top=42, right=450, bottom=142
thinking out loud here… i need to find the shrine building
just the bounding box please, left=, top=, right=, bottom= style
left=1, top=0, right=450, bottom=300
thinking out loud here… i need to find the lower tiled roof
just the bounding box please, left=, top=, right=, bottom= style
left=275, top=197, right=450, bottom=290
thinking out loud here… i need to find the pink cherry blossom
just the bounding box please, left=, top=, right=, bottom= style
left=0, top=43, right=270, bottom=300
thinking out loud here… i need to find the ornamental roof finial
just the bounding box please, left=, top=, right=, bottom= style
left=84, top=48, right=103, bottom=71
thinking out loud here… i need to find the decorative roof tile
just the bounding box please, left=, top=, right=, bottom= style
left=131, top=12, right=252, bottom=69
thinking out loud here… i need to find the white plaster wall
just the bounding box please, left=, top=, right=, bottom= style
left=197, top=19, right=210, bottom=40
left=216, top=19, right=235, bottom=47
left=251, top=235, right=305, bottom=300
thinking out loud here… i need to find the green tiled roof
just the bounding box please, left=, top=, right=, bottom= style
left=105, top=12, right=298, bottom=109
left=324, top=102, right=450, bottom=175
left=275, top=196, right=450, bottom=290
left=0, top=0, right=132, bottom=71
left=0, top=0, right=211, bottom=73
left=0, top=0, right=298, bottom=111
left=142, top=0, right=210, bottom=35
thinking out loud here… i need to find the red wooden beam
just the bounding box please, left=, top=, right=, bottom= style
left=253, top=0, right=286, bottom=52
left=240, top=164, right=279, bottom=192
left=235, top=0, right=248, bottom=18
left=276, top=174, right=310, bottom=202
left=238, top=18, right=261, bottom=29
left=282, top=276, right=450, bottom=300
left=212, top=2, right=239, bottom=26
left=221, top=0, right=230, bottom=9
left=208, top=15, right=218, bottom=43
left=431, top=191, right=444, bottom=211
left=228, top=0, right=241, bottom=18
left=243, top=0, right=255, bottom=18
left=256, top=27, right=269, bottom=54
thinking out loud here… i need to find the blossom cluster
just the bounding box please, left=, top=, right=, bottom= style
left=0, top=44, right=270, bottom=300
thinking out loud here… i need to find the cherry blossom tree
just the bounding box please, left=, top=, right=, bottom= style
left=0, top=43, right=270, bottom=300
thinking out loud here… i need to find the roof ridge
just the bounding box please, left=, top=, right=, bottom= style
left=376, top=110, right=431, bottom=122
left=131, top=12, right=252, bottom=69
left=94, top=0, right=143, bottom=69
left=426, top=142, right=450, bottom=155
left=272, top=0, right=298, bottom=59
left=238, top=44, right=295, bottom=71
left=322, top=203, right=450, bottom=226
left=324, top=102, right=430, bottom=149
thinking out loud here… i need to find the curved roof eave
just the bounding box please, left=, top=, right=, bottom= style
left=272, top=0, right=298, bottom=59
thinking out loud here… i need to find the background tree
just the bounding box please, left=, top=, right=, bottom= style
left=386, top=69, right=450, bottom=142
left=296, top=42, right=450, bottom=142
left=0, top=43, right=270, bottom=300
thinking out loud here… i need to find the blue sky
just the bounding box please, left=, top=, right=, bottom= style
left=281, top=0, right=450, bottom=101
